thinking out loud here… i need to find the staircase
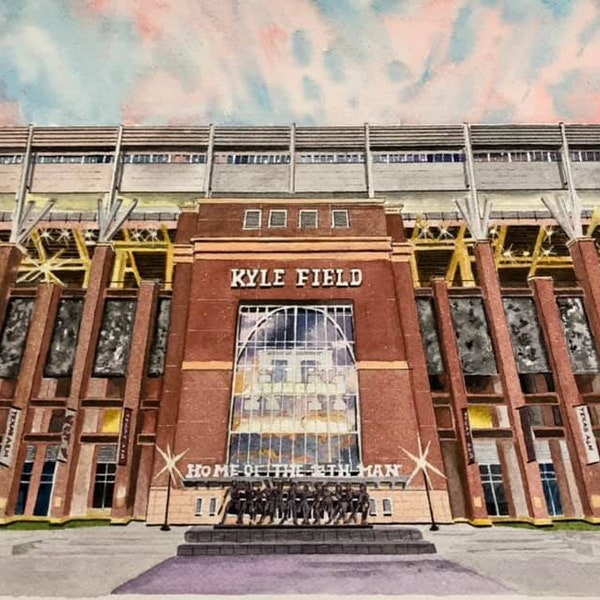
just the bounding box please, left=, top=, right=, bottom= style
left=178, top=525, right=437, bottom=556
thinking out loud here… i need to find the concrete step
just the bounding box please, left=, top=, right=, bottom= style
left=24, top=541, right=177, bottom=556
left=178, top=539, right=437, bottom=556
left=184, top=525, right=424, bottom=544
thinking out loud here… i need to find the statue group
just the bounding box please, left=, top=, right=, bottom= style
left=219, top=481, right=371, bottom=526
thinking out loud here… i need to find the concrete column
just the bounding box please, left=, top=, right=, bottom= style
left=529, top=276, right=600, bottom=521
left=50, top=245, right=114, bottom=520
left=0, top=283, right=61, bottom=519
left=111, top=281, right=158, bottom=521
left=431, top=278, right=490, bottom=524
left=474, top=240, right=550, bottom=524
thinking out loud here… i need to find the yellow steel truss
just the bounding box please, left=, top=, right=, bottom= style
left=17, top=225, right=174, bottom=289
left=409, top=219, right=577, bottom=287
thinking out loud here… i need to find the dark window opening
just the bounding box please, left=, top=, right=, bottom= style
left=14, top=446, right=36, bottom=516
left=48, top=410, right=65, bottom=433
left=479, top=463, right=509, bottom=516
left=540, top=463, right=563, bottom=516
left=518, top=373, right=555, bottom=394
left=464, top=375, right=497, bottom=394
left=92, top=447, right=117, bottom=509
left=429, top=374, right=448, bottom=392
left=33, top=448, right=57, bottom=517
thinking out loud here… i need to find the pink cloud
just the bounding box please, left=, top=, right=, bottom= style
left=45, top=0, right=600, bottom=124
left=0, top=100, right=22, bottom=126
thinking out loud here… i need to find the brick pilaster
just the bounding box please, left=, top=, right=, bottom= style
left=50, top=245, right=114, bottom=519
left=431, top=278, right=490, bottom=524
left=474, top=241, right=550, bottom=524
left=529, top=276, right=600, bottom=521
left=111, top=281, right=158, bottom=521
left=0, top=283, right=61, bottom=519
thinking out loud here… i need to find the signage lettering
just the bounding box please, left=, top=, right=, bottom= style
left=462, top=408, right=476, bottom=465
left=230, top=268, right=363, bottom=289
left=575, top=405, right=600, bottom=465
left=0, top=407, right=21, bottom=468
left=118, top=408, right=133, bottom=466
left=184, top=462, right=402, bottom=480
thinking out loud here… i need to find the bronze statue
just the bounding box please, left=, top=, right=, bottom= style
left=219, top=479, right=370, bottom=526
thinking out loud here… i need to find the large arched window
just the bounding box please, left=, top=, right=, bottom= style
left=227, top=305, right=360, bottom=471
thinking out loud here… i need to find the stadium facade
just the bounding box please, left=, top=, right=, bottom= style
left=0, top=123, right=600, bottom=526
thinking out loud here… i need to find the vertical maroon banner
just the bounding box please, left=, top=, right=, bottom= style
left=118, top=408, right=133, bottom=466
left=461, top=408, right=476, bottom=464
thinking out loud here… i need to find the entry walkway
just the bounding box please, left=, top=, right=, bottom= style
left=1, top=522, right=600, bottom=598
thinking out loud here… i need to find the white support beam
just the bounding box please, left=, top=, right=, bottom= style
left=289, top=123, right=296, bottom=194
left=455, top=123, right=491, bottom=240
left=365, top=122, right=374, bottom=199
left=204, top=123, right=215, bottom=198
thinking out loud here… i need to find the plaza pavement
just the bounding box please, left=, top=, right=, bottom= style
left=2, top=521, right=600, bottom=599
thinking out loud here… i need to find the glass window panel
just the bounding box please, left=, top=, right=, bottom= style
left=479, top=463, right=509, bottom=516
left=15, top=447, right=36, bottom=516
left=449, top=297, right=497, bottom=375
left=503, top=297, right=549, bottom=373
left=33, top=450, right=57, bottom=517
left=147, top=298, right=171, bottom=377
left=539, top=462, right=563, bottom=516
left=416, top=297, right=444, bottom=375
left=44, top=298, right=84, bottom=377
left=557, top=297, right=600, bottom=373
left=228, top=305, right=360, bottom=471
left=93, top=299, right=137, bottom=377
left=0, top=298, right=35, bottom=378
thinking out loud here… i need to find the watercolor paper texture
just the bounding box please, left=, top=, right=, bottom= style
left=0, top=0, right=600, bottom=126
left=4, top=2, right=600, bottom=600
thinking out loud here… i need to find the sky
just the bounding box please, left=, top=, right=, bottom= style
left=1, top=0, right=600, bottom=126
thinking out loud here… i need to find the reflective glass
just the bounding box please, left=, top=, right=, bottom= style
left=228, top=305, right=360, bottom=470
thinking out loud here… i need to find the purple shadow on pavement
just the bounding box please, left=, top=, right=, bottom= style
left=113, top=555, right=512, bottom=595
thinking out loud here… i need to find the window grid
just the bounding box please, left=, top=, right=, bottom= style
left=15, top=446, right=36, bottom=515
left=0, top=154, right=24, bottom=165
left=478, top=463, right=509, bottom=516
left=570, top=150, right=600, bottom=162
left=33, top=445, right=58, bottom=517
left=472, top=151, right=561, bottom=163
left=332, top=210, right=350, bottom=228
left=123, top=153, right=206, bottom=164
left=298, top=153, right=365, bottom=164
left=243, top=210, right=262, bottom=230
left=35, top=154, right=114, bottom=164
left=228, top=305, right=360, bottom=472
left=539, top=463, right=563, bottom=516
left=299, top=210, right=318, bottom=229
left=268, top=210, right=287, bottom=228
left=373, top=152, right=465, bottom=164
left=221, top=154, right=290, bottom=165
left=93, top=458, right=116, bottom=509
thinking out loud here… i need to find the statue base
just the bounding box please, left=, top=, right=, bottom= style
left=178, top=524, right=436, bottom=556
